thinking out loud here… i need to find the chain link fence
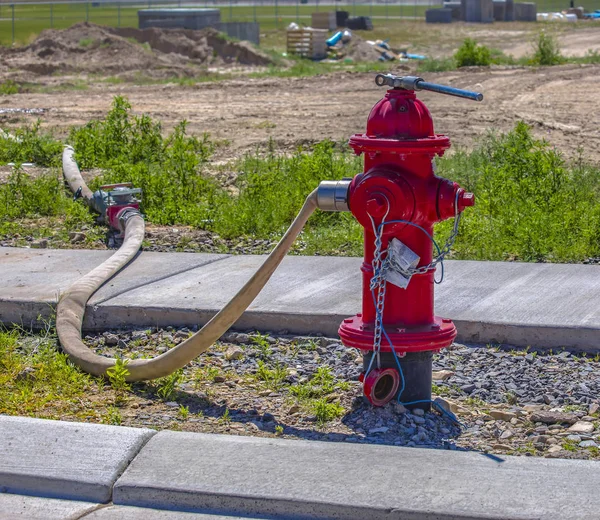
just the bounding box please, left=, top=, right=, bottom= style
left=0, top=0, right=445, bottom=46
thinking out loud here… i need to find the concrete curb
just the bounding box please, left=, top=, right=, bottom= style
left=1, top=247, right=599, bottom=350
left=112, top=431, right=600, bottom=520
left=1, top=417, right=599, bottom=520
left=0, top=416, right=156, bottom=503
left=0, top=494, right=259, bottom=519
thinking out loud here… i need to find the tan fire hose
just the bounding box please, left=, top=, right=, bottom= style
left=56, top=147, right=318, bottom=381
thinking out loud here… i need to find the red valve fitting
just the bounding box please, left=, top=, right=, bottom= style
left=339, top=84, right=475, bottom=409
left=97, top=184, right=142, bottom=233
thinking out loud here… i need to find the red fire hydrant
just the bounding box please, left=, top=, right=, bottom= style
left=317, top=74, right=481, bottom=409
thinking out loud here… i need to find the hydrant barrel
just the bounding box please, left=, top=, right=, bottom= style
left=338, top=77, right=477, bottom=408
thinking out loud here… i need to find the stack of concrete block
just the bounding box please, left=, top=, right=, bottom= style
left=311, top=11, right=336, bottom=30
left=426, top=7, right=453, bottom=23
left=505, top=0, right=515, bottom=20
left=464, top=0, right=494, bottom=22
left=138, top=8, right=221, bottom=30
left=444, top=2, right=464, bottom=20
left=493, top=1, right=506, bottom=20
left=514, top=2, right=536, bottom=21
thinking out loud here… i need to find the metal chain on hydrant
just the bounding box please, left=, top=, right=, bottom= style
left=366, top=190, right=463, bottom=380
left=368, top=212, right=389, bottom=371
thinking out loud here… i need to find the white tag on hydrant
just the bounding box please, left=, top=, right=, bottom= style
left=383, top=238, right=420, bottom=289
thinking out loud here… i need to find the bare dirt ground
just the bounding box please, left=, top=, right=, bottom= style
left=2, top=63, right=599, bottom=162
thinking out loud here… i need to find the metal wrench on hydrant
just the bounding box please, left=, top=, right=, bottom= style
left=317, top=74, right=482, bottom=409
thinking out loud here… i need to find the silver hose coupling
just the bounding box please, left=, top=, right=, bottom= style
left=316, top=178, right=352, bottom=212
left=117, top=207, right=143, bottom=232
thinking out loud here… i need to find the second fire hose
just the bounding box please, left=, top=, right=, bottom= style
left=57, top=146, right=319, bottom=380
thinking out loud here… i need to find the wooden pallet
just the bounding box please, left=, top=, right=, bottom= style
left=286, top=28, right=328, bottom=60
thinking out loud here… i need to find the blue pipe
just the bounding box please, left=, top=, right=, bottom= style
left=326, top=31, right=343, bottom=47
left=405, top=53, right=426, bottom=60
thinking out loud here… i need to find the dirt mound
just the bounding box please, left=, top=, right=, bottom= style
left=0, top=23, right=274, bottom=76
left=339, top=35, right=383, bottom=62
left=110, top=26, right=273, bottom=67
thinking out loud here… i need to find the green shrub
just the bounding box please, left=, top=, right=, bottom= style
left=73, top=96, right=220, bottom=226
left=437, top=122, right=600, bottom=262
left=0, top=121, right=62, bottom=167
left=1, top=167, right=65, bottom=219
left=2, top=97, right=598, bottom=265
left=454, top=38, right=492, bottom=67
left=531, top=31, right=563, bottom=66
left=69, top=96, right=165, bottom=169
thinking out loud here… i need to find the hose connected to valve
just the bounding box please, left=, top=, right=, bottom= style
left=57, top=147, right=318, bottom=381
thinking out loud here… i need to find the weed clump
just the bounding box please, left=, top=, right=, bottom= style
left=214, top=140, right=363, bottom=248
left=0, top=80, right=20, bottom=95
left=454, top=38, right=492, bottom=67
left=531, top=31, right=563, bottom=66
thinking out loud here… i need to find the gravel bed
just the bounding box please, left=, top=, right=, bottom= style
left=83, top=328, right=600, bottom=460
left=0, top=224, right=276, bottom=255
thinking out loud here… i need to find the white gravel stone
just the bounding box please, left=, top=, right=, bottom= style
left=225, top=346, right=244, bottom=361
left=490, top=410, right=517, bottom=422
left=568, top=421, right=595, bottom=434
left=432, top=370, right=455, bottom=381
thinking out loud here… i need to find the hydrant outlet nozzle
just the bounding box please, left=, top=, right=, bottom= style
left=458, top=191, right=475, bottom=210
left=316, top=179, right=352, bottom=212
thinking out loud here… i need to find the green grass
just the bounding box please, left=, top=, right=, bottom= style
left=1, top=97, right=599, bottom=263
left=437, top=122, right=600, bottom=262
left=0, top=327, right=93, bottom=417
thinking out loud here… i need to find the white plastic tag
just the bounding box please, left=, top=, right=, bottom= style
left=383, top=238, right=420, bottom=289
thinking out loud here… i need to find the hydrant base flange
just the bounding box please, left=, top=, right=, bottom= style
left=339, top=314, right=457, bottom=353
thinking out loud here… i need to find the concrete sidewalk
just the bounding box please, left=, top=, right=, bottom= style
left=1, top=416, right=599, bottom=520
left=1, top=246, right=599, bottom=350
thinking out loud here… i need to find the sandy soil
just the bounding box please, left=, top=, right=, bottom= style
left=504, top=26, right=600, bottom=58
left=1, top=63, right=599, bottom=162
